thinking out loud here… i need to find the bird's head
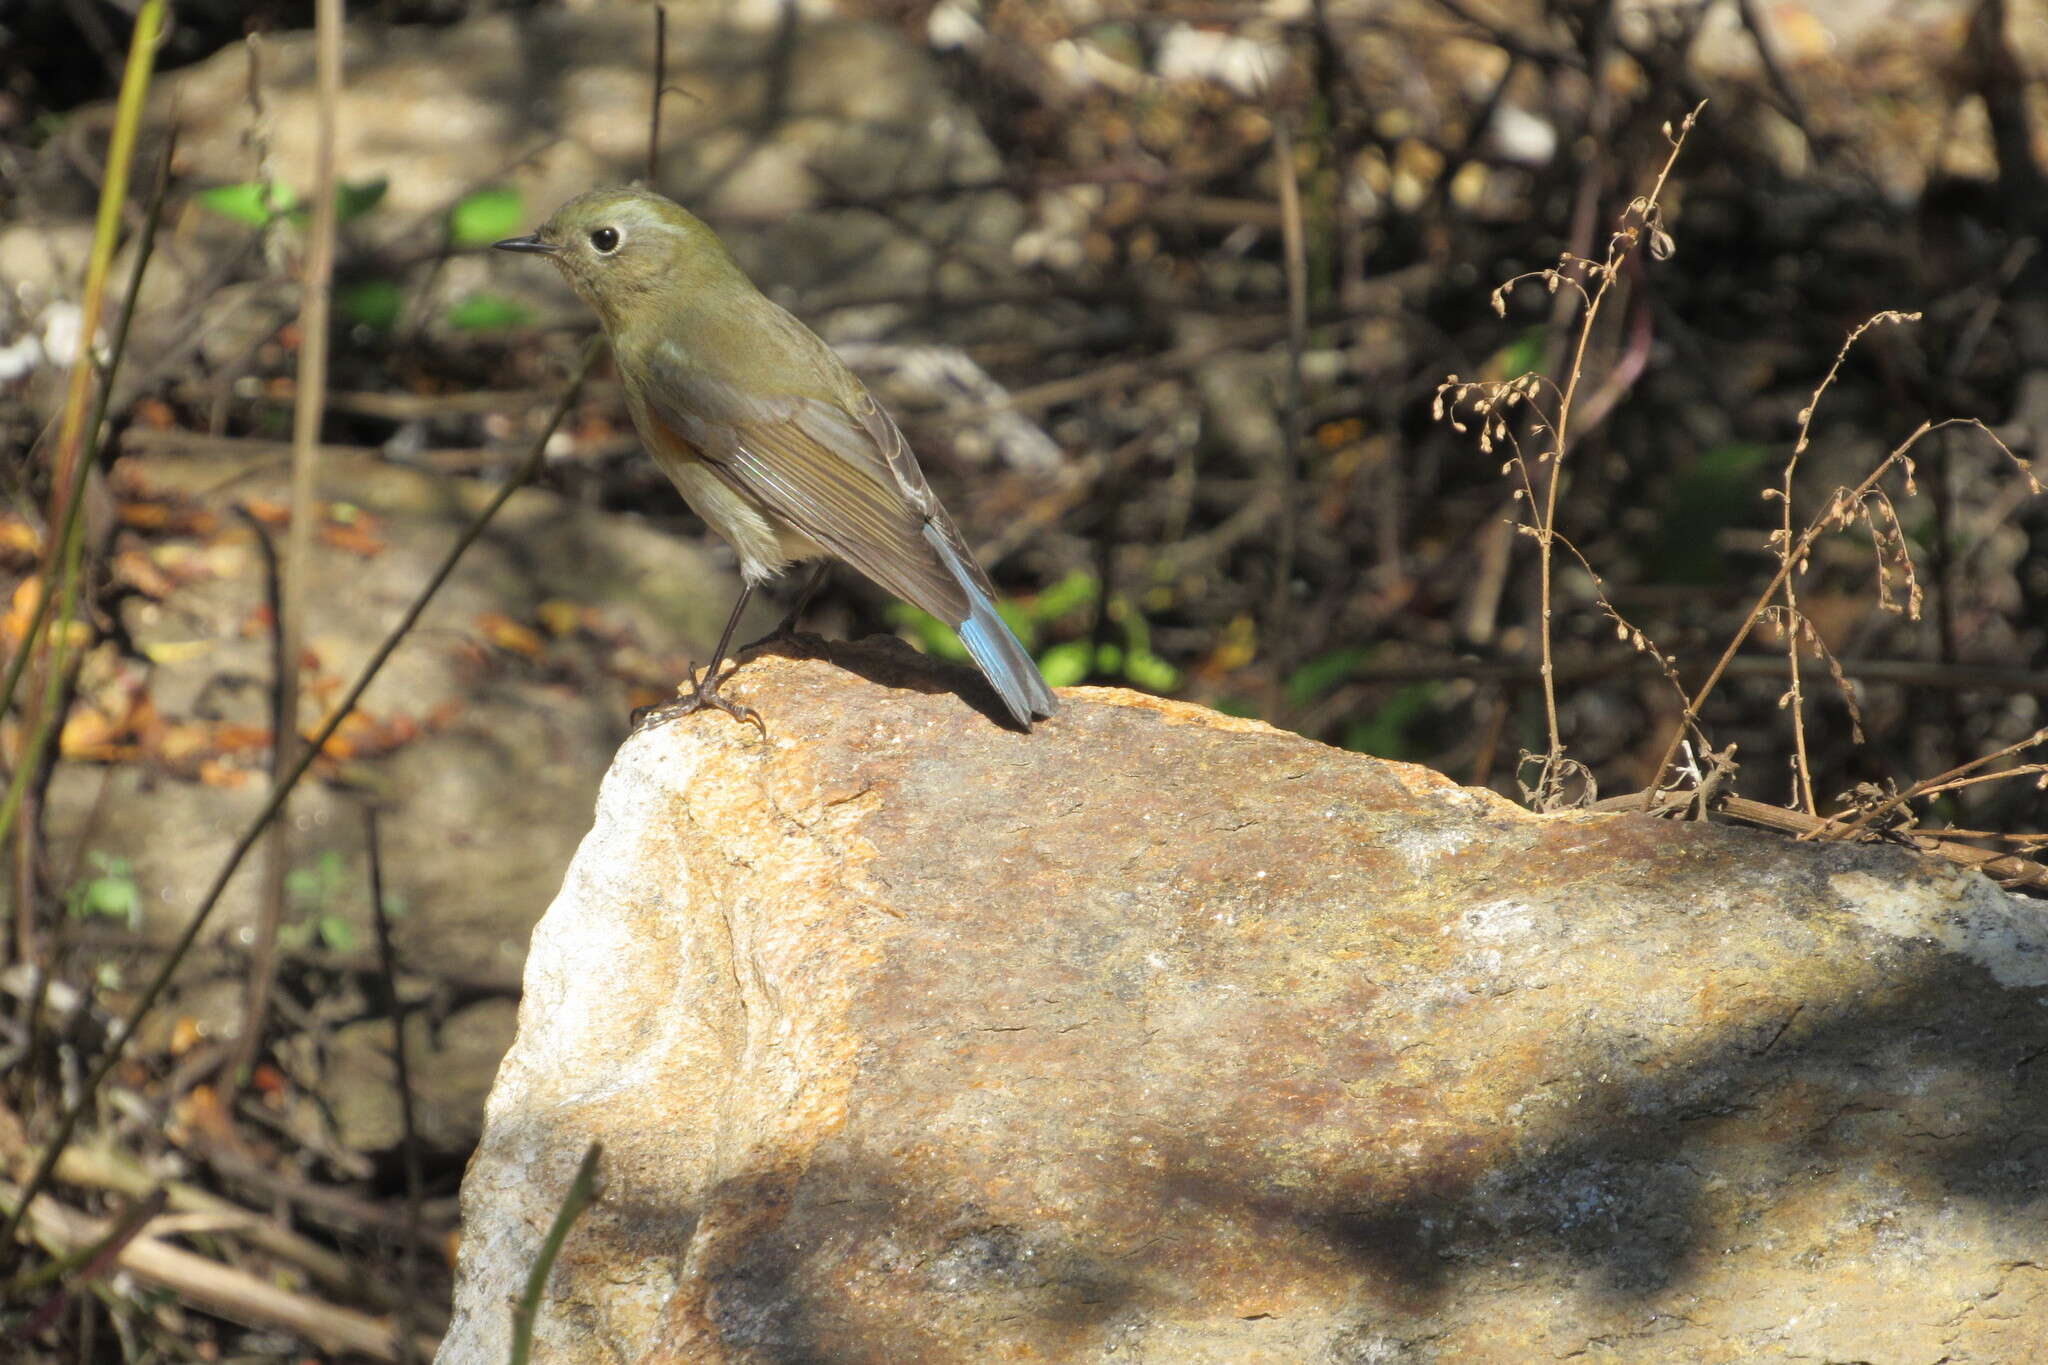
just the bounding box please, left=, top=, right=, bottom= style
left=494, top=186, right=738, bottom=328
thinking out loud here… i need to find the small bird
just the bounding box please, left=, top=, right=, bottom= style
left=495, top=187, right=1056, bottom=729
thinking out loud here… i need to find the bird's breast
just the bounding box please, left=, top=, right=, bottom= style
left=634, top=409, right=816, bottom=582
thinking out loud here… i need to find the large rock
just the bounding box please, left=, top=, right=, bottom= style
left=438, top=639, right=2048, bottom=1364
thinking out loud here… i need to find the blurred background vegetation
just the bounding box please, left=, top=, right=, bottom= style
left=2, top=0, right=2047, bottom=1355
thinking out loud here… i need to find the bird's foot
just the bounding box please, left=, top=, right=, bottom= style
left=630, top=666, right=765, bottom=736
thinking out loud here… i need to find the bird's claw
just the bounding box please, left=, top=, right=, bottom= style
left=631, top=664, right=765, bottom=736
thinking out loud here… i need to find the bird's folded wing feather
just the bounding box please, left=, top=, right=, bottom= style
left=639, top=349, right=974, bottom=623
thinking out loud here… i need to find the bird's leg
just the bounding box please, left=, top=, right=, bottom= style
left=632, top=583, right=764, bottom=734
left=741, top=562, right=829, bottom=654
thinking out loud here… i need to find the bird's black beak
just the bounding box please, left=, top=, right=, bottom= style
left=492, top=234, right=559, bottom=254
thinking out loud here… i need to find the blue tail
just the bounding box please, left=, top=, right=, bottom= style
left=925, top=527, right=1058, bottom=727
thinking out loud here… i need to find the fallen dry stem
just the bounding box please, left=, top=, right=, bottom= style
left=9, top=1136, right=395, bottom=1309
left=12, top=1186, right=165, bottom=1336
left=236, top=0, right=345, bottom=1092
left=1590, top=788, right=2048, bottom=892
left=1799, top=727, right=2048, bottom=842
left=5, top=1180, right=433, bottom=1360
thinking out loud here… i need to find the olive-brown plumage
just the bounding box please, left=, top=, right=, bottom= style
left=496, top=187, right=1056, bottom=728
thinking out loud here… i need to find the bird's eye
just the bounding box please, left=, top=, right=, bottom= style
left=590, top=226, right=621, bottom=254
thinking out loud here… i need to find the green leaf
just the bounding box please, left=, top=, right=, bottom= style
left=286, top=850, right=347, bottom=912
left=74, top=876, right=140, bottom=925
left=68, top=853, right=140, bottom=928
left=335, top=176, right=388, bottom=222
left=317, top=914, right=357, bottom=952
left=1286, top=646, right=1371, bottom=708
left=338, top=279, right=403, bottom=331
left=1489, top=326, right=1548, bottom=381
left=1340, top=683, right=1438, bottom=759
left=1030, top=571, right=1100, bottom=622
left=448, top=187, right=526, bottom=248
left=1123, top=649, right=1179, bottom=692
left=446, top=292, right=535, bottom=332
left=1037, top=640, right=1092, bottom=687
left=886, top=603, right=969, bottom=662
left=1649, top=441, right=1771, bottom=586
left=198, top=180, right=298, bottom=227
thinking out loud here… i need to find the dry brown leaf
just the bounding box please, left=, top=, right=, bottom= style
left=196, top=758, right=253, bottom=788
left=0, top=518, right=42, bottom=561
left=1, top=576, right=42, bottom=645
left=169, top=1016, right=205, bottom=1057
left=154, top=722, right=213, bottom=764
left=318, top=519, right=387, bottom=558
left=58, top=707, right=124, bottom=758
left=477, top=611, right=546, bottom=658
left=134, top=396, right=178, bottom=429
left=172, top=1085, right=238, bottom=1145
left=209, top=724, right=275, bottom=755
left=241, top=497, right=291, bottom=527
left=537, top=598, right=585, bottom=638
left=110, top=547, right=177, bottom=600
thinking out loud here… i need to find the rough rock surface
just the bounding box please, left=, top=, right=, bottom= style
left=445, top=637, right=2048, bottom=1363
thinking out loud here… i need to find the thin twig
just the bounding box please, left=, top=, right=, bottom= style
left=364, top=805, right=424, bottom=1365
left=1531, top=104, right=1700, bottom=791
left=1775, top=311, right=1921, bottom=813
left=0, top=9, right=172, bottom=935
left=10, top=1186, right=166, bottom=1337
left=1269, top=115, right=1308, bottom=691
left=647, top=5, right=668, bottom=185
left=41, top=0, right=165, bottom=546
left=4, top=1181, right=432, bottom=1360
left=1644, top=416, right=2028, bottom=807
left=1587, top=787, right=2048, bottom=892
left=235, top=0, right=344, bottom=1091
left=1435, top=103, right=1703, bottom=807
left=14, top=1138, right=408, bottom=1311
left=0, top=340, right=604, bottom=1263
left=1798, top=727, right=2048, bottom=842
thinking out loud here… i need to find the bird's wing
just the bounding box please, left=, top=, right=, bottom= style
left=638, top=346, right=974, bottom=623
